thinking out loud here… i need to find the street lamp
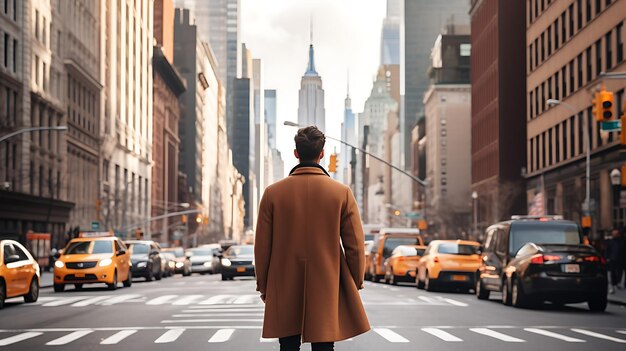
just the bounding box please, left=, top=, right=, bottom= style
left=0, top=125, right=68, bottom=143
left=471, top=191, right=478, bottom=240
left=546, top=99, right=591, bottom=216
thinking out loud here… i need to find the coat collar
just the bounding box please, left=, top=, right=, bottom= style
left=289, top=162, right=331, bottom=177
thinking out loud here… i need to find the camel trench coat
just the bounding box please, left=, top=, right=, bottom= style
left=254, top=166, right=370, bottom=342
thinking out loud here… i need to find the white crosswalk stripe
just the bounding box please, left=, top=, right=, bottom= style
left=71, top=295, right=112, bottom=307
left=0, top=332, right=43, bottom=346
left=260, top=337, right=277, bottom=342
left=45, top=330, right=93, bottom=345
left=172, top=295, right=204, bottom=305
left=373, top=328, right=410, bottom=343
left=154, top=329, right=186, bottom=344
left=524, top=328, right=586, bottom=342
left=422, top=328, right=463, bottom=342
left=146, top=295, right=179, bottom=305
left=43, top=297, right=90, bottom=307
left=99, top=294, right=142, bottom=305
left=571, top=329, right=626, bottom=343
left=208, top=328, right=235, bottom=343
left=100, top=330, right=138, bottom=345
left=198, top=294, right=234, bottom=305
left=470, top=328, right=525, bottom=342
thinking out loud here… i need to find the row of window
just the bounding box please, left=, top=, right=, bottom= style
left=29, top=161, right=62, bottom=200
left=2, top=31, right=17, bottom=73
left=34, top=9, right=48, bottom=47
left=2, top=0, right=17, bottom=21
left=529, top=23, right=624, bottom=120
left=1, top=86, right=18, bottom=127
left=529, top=89, right=625, bottom=173
left=529, top=0, right=616, bottom=72
left=109, top=163, right=150, bottom=216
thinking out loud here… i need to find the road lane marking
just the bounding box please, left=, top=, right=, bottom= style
left=32, top=297, right=56, bottom=304
left=71, top=296, right=112, bottom=307
left=172, top=314, right=264, bottom=317
left=417, top=296, right=445, bottom=304
left=233, top=295, right=259, bottom=304
left=198, top=295, right=234, bottom=305
left=188, top=304, right=261, bottom=309
left=571, top=329, right=626, bottom=343
left=181, top=308, right=265, bottom=313
left=470, top=328, right=525, bottom=342
left=208, top=329, right=235, bottom=343
left=146, top=295, right=179, bottom=305
left=0, top=332, right=43, bottom=346
left=100, top=294, right=142, bottom=305
left=524, top=328, right=585, bottom=342
left=43, top=297, right=89, bottom=306
left=161, top=319, right=263, bottom=323
left=100, top=330, right=138, bottom=345
left=172, top=295, right=204, bottom=306
left=373, top=328, right=410, bottom=343
left=155, top=329, right=185, bottom=343
left=260, top=337, right=277, bottom=342
left=421, top=328, right=463, bottom=342
left=46, top=330, right=93, bottom=345
left=618, top=331, right=626, bottom=335
left=440, top=298, right=469, bottom=307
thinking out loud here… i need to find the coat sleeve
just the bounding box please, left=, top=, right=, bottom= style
left=254, top=188, right=273, bottom=295
left=340, top=187, right=365, bottom=289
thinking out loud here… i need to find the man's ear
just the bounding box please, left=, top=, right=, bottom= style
left=319, top=149, right=325, bottom=161
left=294, top=149, right=300, bottom=160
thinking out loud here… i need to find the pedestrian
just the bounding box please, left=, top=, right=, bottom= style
left=254, top=126, right=370, bottom=351
left=606, top=228, right=625, bottom=294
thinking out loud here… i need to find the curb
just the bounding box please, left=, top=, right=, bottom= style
left=608, top=298, right=626, bottom=306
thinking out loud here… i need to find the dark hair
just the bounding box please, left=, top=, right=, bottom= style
left=294, top=126, right=325, bottom=162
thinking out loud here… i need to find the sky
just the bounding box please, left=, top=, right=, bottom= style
left=241, top=0, right=387, bottom=175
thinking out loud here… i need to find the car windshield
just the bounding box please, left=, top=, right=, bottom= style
left=164, top=248, right=185, bottom=258
left=364, top=234, right=375, bottom=242
left=128, top=244, right=149, bottom=254
left=226, top=246, right=253, bottom=257
left=510, top=222, right=582, bottom=255
left=65, top=241, right=112, bottom=254
left=188, top=249, right=215, bottom=256
left=383, top=237, right=421, bottom=258
left=437, top=243, right=479, bottom=255
left=162, top=253, right=175, bottom=260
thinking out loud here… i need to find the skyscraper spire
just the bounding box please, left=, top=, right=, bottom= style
left=305, top=18, right=318, bottom=76
left=345, top=70, right=352, bottom=110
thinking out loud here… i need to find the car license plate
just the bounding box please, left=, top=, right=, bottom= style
left=237, top=267, right=246, bottom=273
left=562, top=264, right=580, bottom=273
left=452, top=275, right=468, bottom=281
left=75, top=273, right=85, bottom=278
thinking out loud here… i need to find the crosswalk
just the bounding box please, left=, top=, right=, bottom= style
left=0, top=327, right=625, bottom=347
left=19, top=293, right=468, bottom=308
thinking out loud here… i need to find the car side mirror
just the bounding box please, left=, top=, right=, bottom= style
left=116, top=249, right=126, bottom=256
left=5, top=254, right=20, bottom=264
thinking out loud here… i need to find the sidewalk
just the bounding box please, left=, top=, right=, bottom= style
left=608, top=286, right=626, bottom=306
left=40, top=271, right=53, bottom=288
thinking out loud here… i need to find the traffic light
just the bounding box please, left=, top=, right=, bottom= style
left=181, top=214, right=187, bottom=224
left=592, top=89, right=614, bottom=122
left=328, top=153, right=338, bottom=173
left=581, top=216, right=592, bottom=229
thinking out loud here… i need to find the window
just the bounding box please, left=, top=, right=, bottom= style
left=561, top=66, right=567, bottom=98
left=12, top=39, right=16, bottom=72
left=3, top=0, right=7, bottom=15
left=562, top=120, right=568, bottom=160
left=595, top=40, right=602, bottom=76
left=35, top=10, right=39, bottom=39
left=535, top=87, right=539, bottom=117
left=578, top=112, right=583, bottom=155
left=561, top=12, right=567, bottom=43
left=534, top=38, right=539, bottom=67
left=577, top=0, right=582, bottom=30
left=586, top=46, right=592, bottom=82
left=535, top=136, right=540, bottom=170
left=547, top=26, right=552, bottom=56
left=541, top=32, right=545, bottom=61
left=568, top=5, right=574, bottom=38
left=530, top=138, right=535, bottom=171
left=585, top=0, right=591, bottom=23
left=541, top=132, right=546, bottom=168
left=618, top=23, right=624, bottom=62
left=569, top=60, right=575, bottom=94
left=555, top=20, right=559, bottom=49
left=541, top=82, right=545, bottom=112
left=495, top=230, right=507, bottom=257
left=595, top=0, right=601, bottom=15
left=34, top=55, right=39, bottom=86
left=547, top=77, right=553, bottom=100
left=556, top=124, right=561, bottom=163
left=577, top=54, right=583, bottom=89
left=3, top=33, right=8, bottom=68
left=460, top=43, right=471, bottom=56
left=548, top=128, right=553, bottom=165
left=42, top=16, right=46, bottom=46
left=555, top=71, right=560, bottom=99
left=103, top=160, right=109, bottom=182
left=530, top=91, right=534, bottom=118
left=570, top=116, right=575, bottom=158
left=606, top=31, right=613, bottom=69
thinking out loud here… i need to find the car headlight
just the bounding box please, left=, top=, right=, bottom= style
left=99, top=258, right=113, bottom=267
left=203, top=261, right=212, bottom=267
left=221, top=258, right=231, bottom=267
left=137, top=261, right=147, bottom=268
left=169, top=262, right=175, bottom=268
left=54, top=260, right=64, bottom=268
left=175, top=262, right=184, bottom=268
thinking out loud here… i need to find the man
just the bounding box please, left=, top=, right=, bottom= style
left=606, top=228, right=625, bottom=294
left=255, top=126, right=370, bottom=351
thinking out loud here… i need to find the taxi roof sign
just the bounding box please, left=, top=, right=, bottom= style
left=79, top=231, right=114, bottom=238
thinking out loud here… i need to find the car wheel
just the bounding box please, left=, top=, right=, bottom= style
left=476, top=275, right=489, bottom=300
left=24, top=278, right=39, bottom=303
left=107, top=271, right=118, bottom=291
left=511, top=277, right=531, bottom=308
left=0, top=280, right=6, bottom=309
left=425, top=271, right=436, bottom=292
left=123, top=271, right=132, bottom=288
left=221, top=274, right=229, bottom=281
left=501, top=278, right=512, bottom=306
left=588, top=295, right=607, bottom=312
left=155, top=268, right=162, bottom=281
left=74, top=283, right=83, bottom=290
left=53, top=283, right=65, bottom=293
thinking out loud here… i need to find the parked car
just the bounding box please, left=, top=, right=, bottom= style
left=220, top=245, right=255, bottom=281
left=125, top=240, right=163, bottom=281
left=0, top=240, right=40, bottom=309
left=364, top=240, right=375, bottom=281
left=416, top=240, right=481, bottom=292
left=368, top=228, right=424, bottom=282
left=162, top=247, right=191, bottom=276
left=200, top=244, right=223, bottom=274
left=53, top=234, right=131, bottom=292
left=502, top=243, right=607, bottom=311
left=383, top=245, right=426, bottom=285
left=161, top=252, right=176, bottom=277
left=187, top=246, right=221, bottom=274
left=476, top=215, right=584, bottom=301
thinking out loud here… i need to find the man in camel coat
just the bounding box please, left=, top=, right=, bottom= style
left=255, top=126, right=370, bottom=351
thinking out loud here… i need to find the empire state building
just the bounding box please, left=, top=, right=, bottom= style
left=297, top=42, right=325, bottom=133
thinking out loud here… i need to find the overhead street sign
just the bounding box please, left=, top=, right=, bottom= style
left=600, top=120, right=621, bottom=132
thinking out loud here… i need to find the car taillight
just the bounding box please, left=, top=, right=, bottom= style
left=530, top=254, right=544, bottom=264
left=584, top=255, right=606, bottom=264
left=543, top=254, right=562, bottom=261
left=530, top=254, right=562, bottom=264
left=433, top=256, right=439, bottom=263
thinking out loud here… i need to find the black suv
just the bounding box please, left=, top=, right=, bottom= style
left=475, top=216, right=583, bottom=300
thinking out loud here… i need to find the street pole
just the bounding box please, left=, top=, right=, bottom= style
left=472, top=191, right=478, bottom=241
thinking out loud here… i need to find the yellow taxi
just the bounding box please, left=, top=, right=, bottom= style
left=369, top=228, right=424, bottom=282
left=383, top=245, right=427, bottom=285
left=0, top=240, right=40, bottom=308
left=416, top=240, right=481, bottom=292
left=53, top=233, right=132, bottom=292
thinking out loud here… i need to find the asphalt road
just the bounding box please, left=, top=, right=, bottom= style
left=1, top=274, right=625, bottom=350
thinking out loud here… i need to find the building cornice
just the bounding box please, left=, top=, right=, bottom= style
left=153, top=46, right=187, bottom=97
left=64, top=59, right=103, bottom=90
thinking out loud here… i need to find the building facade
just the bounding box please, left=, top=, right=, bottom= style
left=470, top=0, right=527, bottom=235
left=380, top=0, right=401, bottom=65
left=525, top=0, right=626, bottom=234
